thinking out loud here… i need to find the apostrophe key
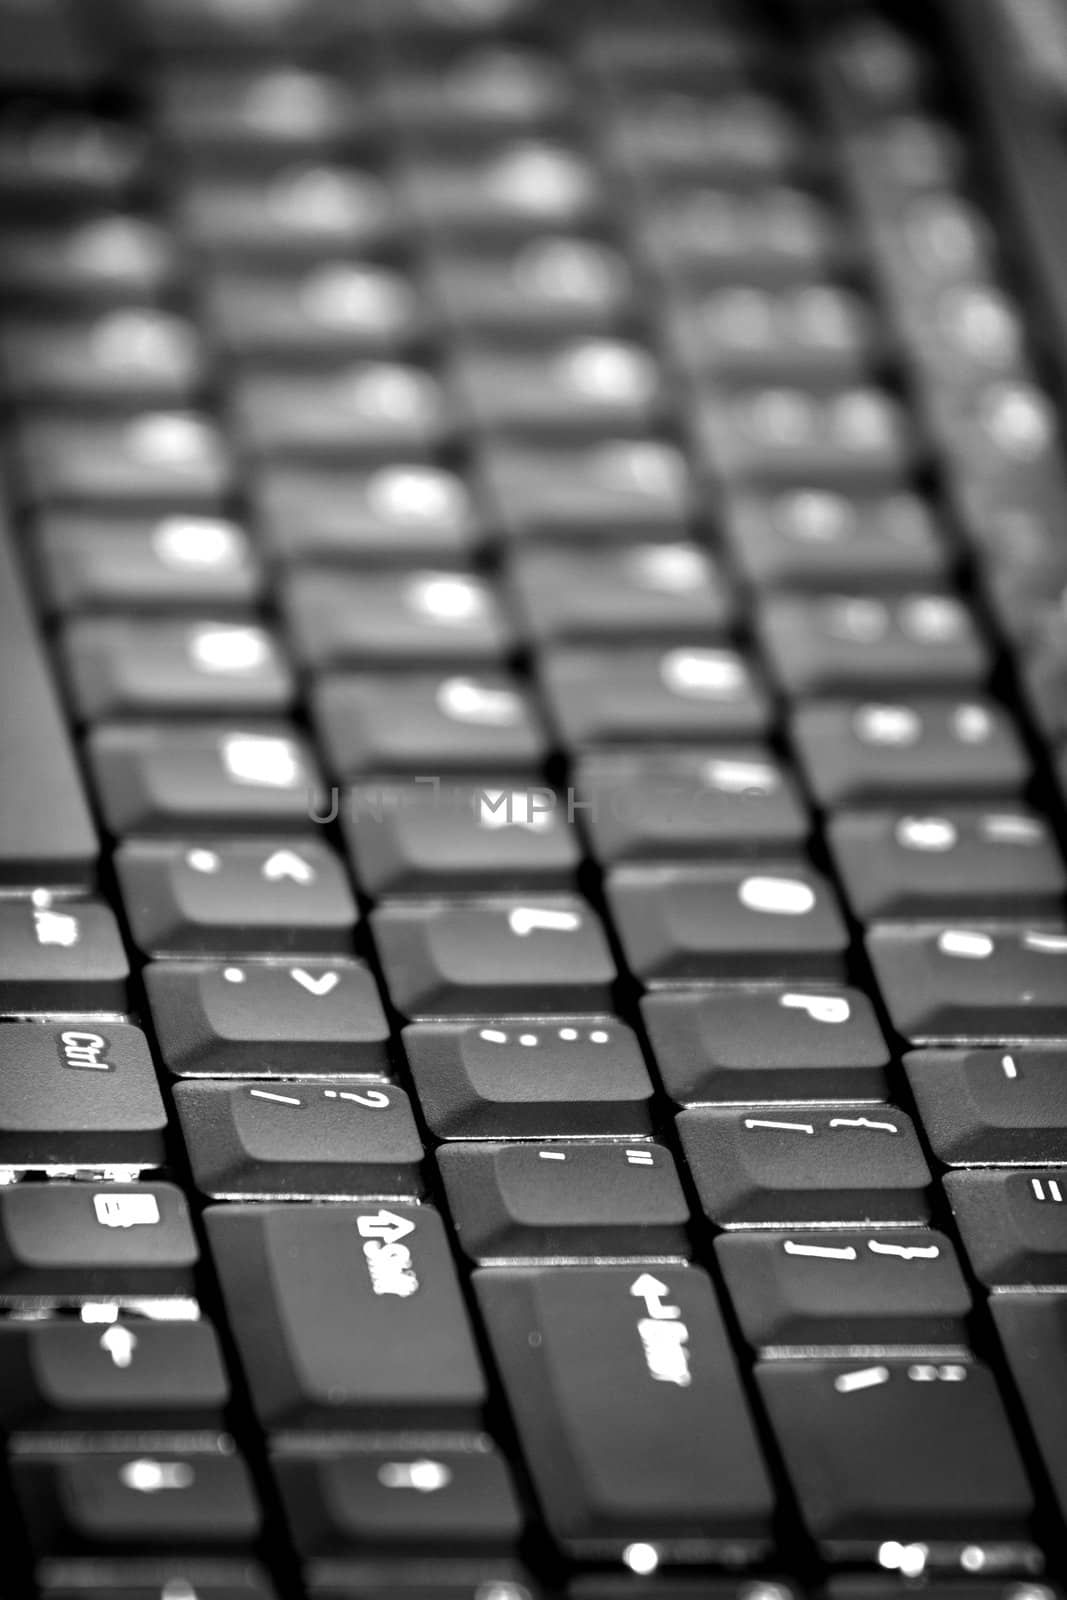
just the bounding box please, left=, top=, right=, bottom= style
left=757, top=1358, right=1035, bottom=1558
left=905, top=1048, right=1067, bottom=1166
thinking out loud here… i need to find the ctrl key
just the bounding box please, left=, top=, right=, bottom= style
left=475, top=1266, right=773, bottom=1562
left=757, top=1358, right=1035, bottom=1561
left=11, top=1443, right=261, bottom=1554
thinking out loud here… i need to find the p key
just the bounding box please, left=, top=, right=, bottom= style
left=475, top=1265, right=773, bottom=1560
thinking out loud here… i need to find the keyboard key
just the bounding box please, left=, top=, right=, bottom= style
left=575, top=747, right=808, bottom=863
left=405, top=1017, right=654, bottom=1140
left=608, top=864, right=848, bottom=984
left=233, top=360, right=451, bottom=460
left=274, top=1443, right=523, bottom=1556
left=204, top=259, right=424, bottom=360
left=344, top=781, right=579, bottom=896
left=868, top=923, right=1067, bottom=1041
left=722, top=487, right=948, bottom=592
left=256, top=462, right=483, bottom=565
left=399, top=140, right=602, bottom=234
left=383, top=45, right=570, bottom=134
left=757, top=1358, right=1033, bottom=1553
left=2, top=309, right=202, bottom=406
left=542, top=647, right=771, bottom=747
left=159, top=68, right=367, bottom=155
left=512, top=543, right=733, bottom=647
left=0, top=1318, right=229, bottom=1430
left=606, top=90, right=808, bottom=181
left=642, top=986, right=889, bottom=1106
left=677, top=1105, right=931, bottom=1226
left=716, top=1229, right=970, bottom=1350
left=0, top=215, right=177, bottom=303
left=757, top=593, right=987, bottom=696
left=285, top=567, right=509, bottom=672
left=906, top=1048, right=1067, bottom=1165
left=60, top=618, right=292, bottom=721
left=0, top=109, right=145, bottom=204
left=945, top=1169, right=1067, bottom=1288
left=231, top=362, right=451, bottom=460
left=991, top=1294, right=1067, bottom=1521
left=667, top=283, right=878, bottom=383
left=638, top=183, right=848, bottom=284
left=115, top=838, right=357, bottom=957
left=0, top=899, right=128, bottom=1012
left=0, top=1022, right=166, bottom=1171
left=34, top=511, right=263, bottom=616
left=18, top=412, right=231, bottom=507
left=314, top=672, right=546, bottom=779
left=452, top=338, right=665, bottom=436
left=176, top=1080, right=423, bottom=1200
left=207, top=1202, right=486, bottom=1429
left=438, top=1140, right=689, bottom=1262
left=693, top=384, right=912, bottom=486
left=145, top=958, right=390, bottom=1079
left=179, top=166, right=396, bottom=259
left=792, top=696, right=1029, bottom=806
left=428, top=236, right=635, bottom=334
left=475, top=1266, right=773, bottom=1557
left=373, top=897, right=616, bottom=1018
left=829, top=806, right=1066, bottom=919
left=88, top=723, right=322, bottom=836
left=13, top=1446, right=261, bottom=1553
left=481, top=437, right=693, bottom=544
left=0, top=510, right=98, bottom=887
left=0, top=1182, right=197, bottom=1299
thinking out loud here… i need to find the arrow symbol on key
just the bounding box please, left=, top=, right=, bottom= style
left=100, top=1325, right=137, bottom=1369
left=263, top=849, right=315, bottom=884
left=290, top=968, right=339, bottom=996
left=357, top=1210, right=416, bottom=1244
left=629, top=1273, right=680, bottom=1321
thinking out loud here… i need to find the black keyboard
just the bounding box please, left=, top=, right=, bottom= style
left=0, top=0, right=1066, bottom=1596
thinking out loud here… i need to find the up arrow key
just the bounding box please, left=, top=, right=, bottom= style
left=357, top=1210, right=418, bottom=1244
left=629, top=1272, right=680, bottom=1320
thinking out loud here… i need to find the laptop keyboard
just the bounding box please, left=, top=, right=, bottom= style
left=0, top=0, right=1065, bottom=1595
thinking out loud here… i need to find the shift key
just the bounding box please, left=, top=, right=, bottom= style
left=475, top=1265, right=773, bottom=1561
left=207, top=1202, right=486, bottom=1431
